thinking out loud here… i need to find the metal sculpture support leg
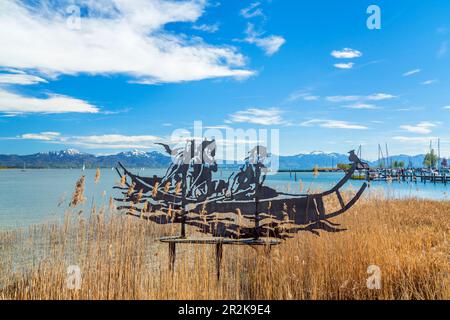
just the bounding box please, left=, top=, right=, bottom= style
left=181, top=219, right=186, bottom=238
left=169, top=242, right=176, bottom=272
left=215, top=243, right=223, bottom=281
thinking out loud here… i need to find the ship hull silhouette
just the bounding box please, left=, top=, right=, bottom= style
left=114, top=141, right=367, bottom=240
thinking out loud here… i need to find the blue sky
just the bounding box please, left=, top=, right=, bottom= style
left=0, top=0, right=449, bottom=160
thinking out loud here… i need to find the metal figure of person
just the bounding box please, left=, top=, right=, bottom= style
left=187, top=140, right=218, bottom=201
left=156, top=142, right=190, bottom=191
left=230, top=146, right=269, bottom=200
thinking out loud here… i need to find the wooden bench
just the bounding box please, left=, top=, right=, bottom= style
left=159, top=236, right=282, bottom=280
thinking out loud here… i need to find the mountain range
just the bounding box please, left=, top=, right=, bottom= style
left=0, top=149, right=171, bottom=169
left=0, top=149, right=431, bottom=169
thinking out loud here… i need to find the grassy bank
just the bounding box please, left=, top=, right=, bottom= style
left=0, top=193, right=448, bottom=300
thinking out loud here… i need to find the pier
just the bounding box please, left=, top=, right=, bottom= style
left=356, top=168, right=449, bottom=185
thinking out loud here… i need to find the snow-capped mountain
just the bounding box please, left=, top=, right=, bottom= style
left=95, top=151, right=171, bottom=168
left=118, top=149, right=149, bottom=157
left=0, top=149, right=96, bottom=168
left=60, top=148, right=82, bottom=156
left=0, top=149, right=431, bottom=169
left=278, top=152, right=352, bottom=169
left=0, top=149, right=172, bottom=168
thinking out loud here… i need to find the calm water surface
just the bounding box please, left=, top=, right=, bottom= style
left=0, top=168, right=448, bottom=228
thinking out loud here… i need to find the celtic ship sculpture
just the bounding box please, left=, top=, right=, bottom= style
left=114, top=140, right=368, bottom=278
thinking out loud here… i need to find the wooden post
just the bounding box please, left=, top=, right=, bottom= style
left=180, top=218, right=186, bottom=238
left=254, top=150, right=260, bottom=241
left=215, top=243, right=223, bottom=281
left=255, top=193, right=259, bottom=240
left=181, top=165, right=187, bottom=238
left=169, top=242, right=176, bottom=272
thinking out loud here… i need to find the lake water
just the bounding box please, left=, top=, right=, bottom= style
left=0, top=168, right=448, bottom=229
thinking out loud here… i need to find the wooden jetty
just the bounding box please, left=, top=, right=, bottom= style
left=353, top=168, right=449, bottom=185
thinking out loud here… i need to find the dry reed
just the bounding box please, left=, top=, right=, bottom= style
left=0, top=181, right=448, bottom=300
left=94, top=168, right=101, bottom=184
left=69, top=176, right=85, bottom=207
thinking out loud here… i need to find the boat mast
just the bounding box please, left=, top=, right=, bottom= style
left=438, top=138, right=441, bottom=171
left=378, top=144, right=381, bottom=168
left=378, top=144, right=385, bottom=168
left=385, top=143, right=390, bottom=169
left=429, top=140, right=433, bottom=169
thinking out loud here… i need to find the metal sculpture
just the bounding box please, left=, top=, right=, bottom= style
left=114, top=140, right=368, bottom=278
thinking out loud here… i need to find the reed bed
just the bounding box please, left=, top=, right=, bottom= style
left=0, top=180, right=448, bottom=300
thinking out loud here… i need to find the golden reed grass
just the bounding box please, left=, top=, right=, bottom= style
left=69, top=176, right=86, bottom=207
left=0, top=182, right=448, bottom=300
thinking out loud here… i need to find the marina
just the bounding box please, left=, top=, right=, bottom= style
left=362, top=168, right=450, bottom=184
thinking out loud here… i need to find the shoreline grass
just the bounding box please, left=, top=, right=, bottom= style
left=0, top=191, right=448, bottom=300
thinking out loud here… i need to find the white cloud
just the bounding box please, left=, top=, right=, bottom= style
left=21, top=132, right=61, bottom=141
left=0, top=88, right=99, bottom=114
left=192, top=23, right=220, bottom=33
left=402, top=69, right=421, bottom=77
left=302, top=95, right=319, bottom=101
left=301, top=119, right=368, bottom=130
left=72, top=134, right=160, bottom=145
left=393, top=136, right=439, bottom=143
left=326, top=93, right=396, bottom=103
left=444, top=106, right=450, bottom=109
left=16, top=130, right=271, bottom=152
left=0, top=0, right=253, bottom=84
left=366, top=93, right=396, bottom=101
left=17, top=132, right=161, bottom=149
left=400, top=122, right=437, bottom=134
left=287, top=91, right=319, bottom=102
left=65, top=134, right=161, bottom=149
left=344, top=103, right=377, bottom=109
left=244, top=23, right=285, bottom=56
left=240, top=2, right=264, bottom=19
left=250, top=36, right=285, bottom=56
left=326, top=95, right=360, bottom=102
left=0, top=71, right=47, bottom=85
left=227, top=108, right=284, bottom=125
left=421, top=79, right=438, bottom=85
left=333, top=62, right=354, bottom=69
left=331, top=48, right=362, bottom=59
left=203, top=125, right=232, bottom=130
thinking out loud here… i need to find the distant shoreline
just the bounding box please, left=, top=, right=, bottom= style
left=0, top=166, right=169, bottom=170
left=1, top=166, right=341, bottom=172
